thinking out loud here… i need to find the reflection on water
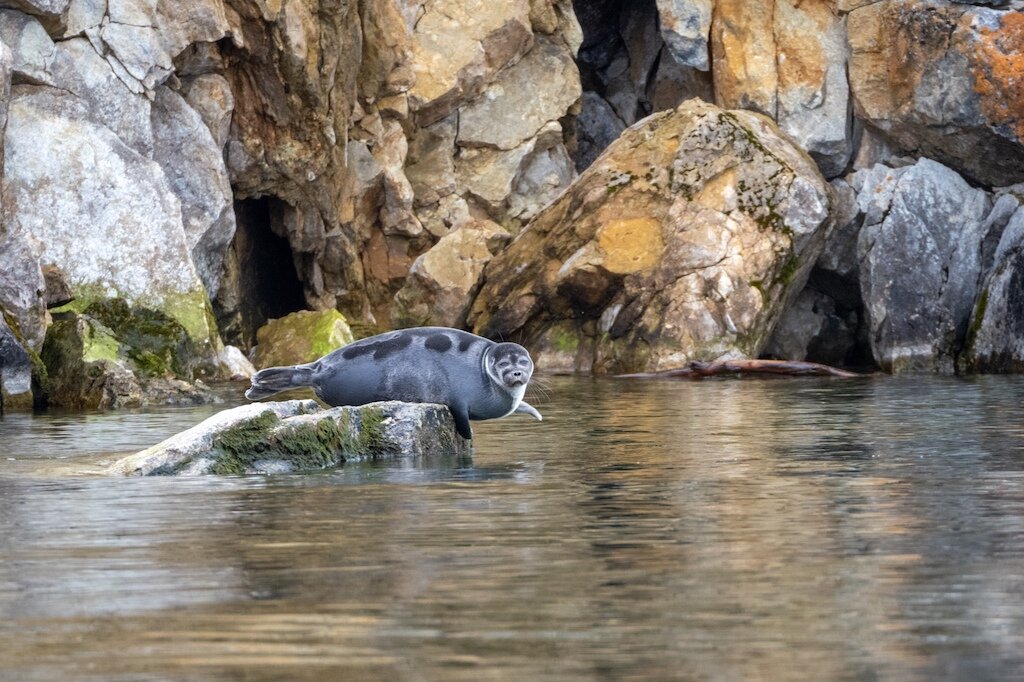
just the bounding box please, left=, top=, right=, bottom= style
left=2, top=376, right=1024, bottom=680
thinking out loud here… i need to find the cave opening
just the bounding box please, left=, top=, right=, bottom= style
left=218, top=197, right=308, bottom=351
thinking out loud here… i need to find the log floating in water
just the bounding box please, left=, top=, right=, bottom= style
left=618, top=359, right=864, bottom=379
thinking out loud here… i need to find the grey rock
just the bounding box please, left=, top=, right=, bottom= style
left=108, top=400, right=472, bottom=476
left=655, top=0, right=711, bottom=71
left=961, top=203, right=1024, bottom=372
left=574, top=91, right=625, bottom=172
left=763, top=288, right=858, bottom=366
left=151, top=85, right=235, bottom=298
left=182, top=73, right=234, bottom=150
left=857, top=159, right=992, bottom=373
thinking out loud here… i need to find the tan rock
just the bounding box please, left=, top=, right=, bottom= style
left=407, top=0, right=533, bottom=126
left=468, top=99, right=834, bottom=374
left=392, top=219, right=510, bottom=328
left=712, top=0, right=851, bottom=177
left=458, top=35, right=581, bottom=151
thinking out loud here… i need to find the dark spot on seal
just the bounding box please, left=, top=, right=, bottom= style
left=372, top=332, right=413, bottom=359
left=458, top=337, right=475, bottom=352
left=425, top=334, right=453, bottom=352
left=342, top=344, right=369, bottom=360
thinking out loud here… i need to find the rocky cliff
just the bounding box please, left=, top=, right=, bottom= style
left=2, top=0, right=1024, bottom=409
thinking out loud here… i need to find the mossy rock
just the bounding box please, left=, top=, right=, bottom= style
left=253, top=309, right=354, bottom=369
left=83, top=298, right=198, bottom=378
left=108, top=400, right=472, bottom=476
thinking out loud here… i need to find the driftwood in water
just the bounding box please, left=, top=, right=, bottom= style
left=618, top=359, right=863, bottom=380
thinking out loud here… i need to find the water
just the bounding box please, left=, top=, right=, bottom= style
left=2, top=376, right=1024, bottom=680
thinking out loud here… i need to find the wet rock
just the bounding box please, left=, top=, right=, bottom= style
left=469, top=99, right=834, bottom=374
left=856, top=159, right=992, bottom=373
left=392, top=219, right=511, bottom=328
left=41, top=310, right=215, bottom=410
left=848, top=1, right=1024, bottom=185
left=41, top=264, right=73, bottom=309
left=108, top=399, right=471, bottom=476
left=252, top=309, right=354, bottom=369
left=0, top=313, right=44, bottom=411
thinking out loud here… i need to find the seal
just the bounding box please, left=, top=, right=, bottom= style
left=245, top=326, right=541, bottom=440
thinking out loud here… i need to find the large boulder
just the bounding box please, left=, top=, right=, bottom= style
left=855, top=159, right=993, bottom=373
left=108, top=399, right=472, bottom=476
left=848, top=1, right=1024, bottom=186
left=252, top=309, right=354, bottom=369
left=469, top=99, right=835, bottom=374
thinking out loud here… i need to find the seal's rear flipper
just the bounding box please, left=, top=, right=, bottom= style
left=515, top=401, right=543, bottom=421
left=245, top=365, right=315, bottom=401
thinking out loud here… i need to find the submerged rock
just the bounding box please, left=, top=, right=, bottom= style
left=469, top=98, right=834, bottom=374
left=252, top=310, right=354, bottom=369
left=108, top=400, right=471, bottom=476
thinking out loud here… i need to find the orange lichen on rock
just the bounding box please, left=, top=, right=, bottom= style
left=973, top=12, right=1024, bottom=141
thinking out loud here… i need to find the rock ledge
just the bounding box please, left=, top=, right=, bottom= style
left=109, top=400, right=470, bottom=476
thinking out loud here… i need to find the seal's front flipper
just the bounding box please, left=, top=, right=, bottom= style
left=451, top=404, right=473, bottom=440
left=515, top=401, right=543, bottom=421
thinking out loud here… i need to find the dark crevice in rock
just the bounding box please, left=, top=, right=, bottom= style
left=216, top=197, right=308, bottom=351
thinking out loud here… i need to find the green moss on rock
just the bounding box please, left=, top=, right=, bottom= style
left=254, top=309, right=355, bottom=369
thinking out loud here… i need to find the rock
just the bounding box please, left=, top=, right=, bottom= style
left=762, top=288, right=859, bottom=366
left=392, top=219, right=511, bottom=328
left=182, top=73, right=234, bottom=150
left=848, top=1, right=1024, bottom=185
left=456, top=122, right=576, bottom=228
left=151, top=85, right=236, bottom=298
left=408, top=0, right=534, bottom=126
left=219, top=345, right=256, bottom=381
left=4, top=86, right=220, bottom=358
left=108, top=399, right=472, bottom=476
left=856, top=159, right=992, bottom=373
left=574, top=91, right=626, bottom=173
left=41, top=264, right=73, bottom=309
left=0, top=313, right=44, bottom=411
left=40, top=310, right=216, bottom=409
left=469, top=99, right=834, bottom=374
left=252, top=309, right=354, bottom=369
left=712, top=0, right=852, bottom=177
left=457, top=35, right=581, bottom=151
left=961, top=198, right=1024, bottom=372
left=656, top=0, right=712, bottom=71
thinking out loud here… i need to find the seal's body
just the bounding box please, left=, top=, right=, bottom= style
left=245, top=326, right=540, bottom=439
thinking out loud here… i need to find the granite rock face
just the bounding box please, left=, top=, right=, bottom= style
left=108, top=399, right=472, bottom=476
left=470, top=99, right=834, bottom=373
left=855, top=159, right=993, bottom=373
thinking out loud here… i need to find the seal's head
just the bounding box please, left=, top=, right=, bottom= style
left=485, top=342, right=534, bottom=392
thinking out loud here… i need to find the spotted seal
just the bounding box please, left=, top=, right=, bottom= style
left=245, top=326, right=541, bottom=439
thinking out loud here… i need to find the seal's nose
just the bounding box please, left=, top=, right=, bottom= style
left=509, top=370, right=525, bottom=383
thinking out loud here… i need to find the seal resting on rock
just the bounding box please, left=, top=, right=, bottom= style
left=246, top=326, right=541, bottom=439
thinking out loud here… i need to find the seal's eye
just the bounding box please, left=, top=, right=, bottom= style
left=497, top=359, right=512, bottom=369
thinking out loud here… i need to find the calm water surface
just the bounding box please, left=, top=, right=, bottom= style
left=1, top=376, right=1024, bottom=680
